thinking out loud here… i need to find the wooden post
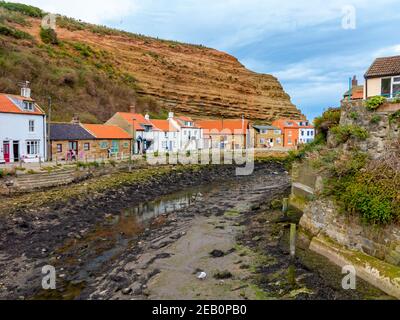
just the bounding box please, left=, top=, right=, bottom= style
left=282, top=198, right=289, bottom=215
left=290, top=223, right=297, bottom=260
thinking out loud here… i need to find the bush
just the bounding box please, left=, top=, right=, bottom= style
left=349, top=112, right=359, bottom=120
left=40, top=27, right=59, bottom=45
left=0, top=1, right=44, bottom=18
left=370, top=115, right=382, bottom=124
left=313, top=108, right=341, bottom=140
left=0, top=23, right=32, bottom=39
left=389, top=110, right=400, bottom=123
left=331, top=125, right=369, bottom=143
left=365, top=96, right=386, bottom=111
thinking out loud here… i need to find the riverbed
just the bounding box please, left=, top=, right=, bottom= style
left=0, top=163, right=392, bottom=300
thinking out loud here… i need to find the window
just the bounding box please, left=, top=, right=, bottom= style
left=183, top=130, right=187, bottom=136
left=26, top=140, right=39, bottom=155
left=123, top=142, right=130, bottom=148
left=260, top=138, right=265, bottom=144
left=274, top=130, right=281, bottom=135
left=288, top=131, right=292, bottom=137
left=276, top=138, right=281, bottom=144
left=288, top=138, right=292, bottom=145
left=57, top=144, right=62, bottom=153
left=84, top=143, right=90, bottom=151
left=100, top=141, right=108, bottom=149
left=29, top=120, right=35, bottom=132
left=301, top=130, right=305, bottom=136
left=23, top=101, right=34, bottom=111
left=381, top=77, right=400, bottom=98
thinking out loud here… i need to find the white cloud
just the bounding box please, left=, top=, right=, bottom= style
left=16, top=0, right=138, bottom=24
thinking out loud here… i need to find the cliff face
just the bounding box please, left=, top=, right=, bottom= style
left=0, top=3, right=303, bottom=122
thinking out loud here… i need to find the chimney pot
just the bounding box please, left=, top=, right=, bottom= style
left=352, top=75, right=358, bottom=88
left=168, top=112, right=174, bottom=119
left=145, top=114, right=150, bottom=121
left=71, top=114, right=80, bottom=124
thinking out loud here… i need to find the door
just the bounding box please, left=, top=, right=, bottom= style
left=111, top=140, right=119, bottom=154
left=169, top=141, right=173, bottom=151
left=68, top=141, right=78, bottom=153
left=13, top=142, right=19, bottom=162
left=3, top=142, right=10, bottom=163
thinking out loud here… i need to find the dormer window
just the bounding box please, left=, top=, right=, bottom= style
left=143, top=125, right=152, bottom=132
left=184, top=121, right=193, bottom=127
left=23, top=101, right=34, bottom=111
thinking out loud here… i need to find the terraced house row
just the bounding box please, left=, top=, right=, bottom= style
left=0, top=87, right=315, bottom=164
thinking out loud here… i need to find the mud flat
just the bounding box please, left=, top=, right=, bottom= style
left=0, top=162, right=391, bottom=300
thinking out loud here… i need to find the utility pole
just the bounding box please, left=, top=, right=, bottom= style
left=47, top=97, right=52, bottom=161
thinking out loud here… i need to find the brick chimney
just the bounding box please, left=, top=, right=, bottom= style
left=71, top=114, right=80, bottom=124
left=352, top=75, right=358, bottom=88
left=130, top=105, right=136, bottom=114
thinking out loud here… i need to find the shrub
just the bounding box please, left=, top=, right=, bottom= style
left=313, top=108, right=341, bottom=140
left=365, top=96, right=386, bottom=111
left=389, top=110, right=400, bottom=123
left=109, top=159, right=117, bottom=167
left=393, top=94, right=400, bottom=104
left=0, top=1, right=44, bottom=18
left=40, top=27, right=59, bottom=45
left=349, top=112, right=359, bottom=120
left=370, top=115, right=382, bottom=124
left=0, top=24, right=32, bottom=39
left=331, top=125, right=369, bottom=143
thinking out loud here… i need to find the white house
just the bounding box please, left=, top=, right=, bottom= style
left=150, top=119, right=180, bottom=153
left=297, top=120, right=315, bottom=144
left=0, top=88, right=47, bottom=164
left=168, top=113, right=203, bottom=151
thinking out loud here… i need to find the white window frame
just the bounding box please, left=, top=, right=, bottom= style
left=28, top=120, right=35, bottom=132
left=26, top=140, right=40, bottom=156
left=23, top=101, right=34, bottom=111
left=382, top=76, right=400, bottom=98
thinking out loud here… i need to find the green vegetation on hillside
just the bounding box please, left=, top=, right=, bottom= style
left=0, top=2, right=184, bottom=122
left=292, top=108, right=400, bottom=225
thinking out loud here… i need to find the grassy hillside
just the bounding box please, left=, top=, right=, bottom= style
left=0, top=1, right=302, bottom=123
left=0, top=2, right=168, bottom=122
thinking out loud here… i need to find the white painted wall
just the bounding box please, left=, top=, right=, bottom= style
left=0, top=113, right=46, bottom=163
left=298, top=128, right=315, bottom=144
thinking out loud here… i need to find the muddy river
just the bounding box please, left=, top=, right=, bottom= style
left=0, top=163, right=392, bottom=300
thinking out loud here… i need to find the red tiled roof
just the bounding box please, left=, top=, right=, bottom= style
left=197, top=119, right=249, bottom=134
left=177, top=116, right=193, bottom=122
left=0, top=93, right=44, bottom=115
left=344, top=85, right=364, bottom=100
left=272, top=119, right=300, bottom=129
left=173, top=117, right=200, bottom=128
left=151, top=119, right=178, bottom=132
left=117, top=112, right=153, bottom=131
left=365, top=55, right=400, bottom=78
left=81, top=124, right=131, bottom=139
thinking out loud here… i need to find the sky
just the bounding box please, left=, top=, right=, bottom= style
left=17, top=0, right=400, bottom=120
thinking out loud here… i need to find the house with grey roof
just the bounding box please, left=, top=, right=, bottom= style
left=252, top=125, right=283, bottom=148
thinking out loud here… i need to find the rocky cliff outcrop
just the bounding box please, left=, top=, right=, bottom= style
left=0, top=3, right=302, bottom=122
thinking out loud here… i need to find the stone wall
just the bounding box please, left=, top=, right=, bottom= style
left=292, top=99, right=400, bottom=297
left=338, top=100, right=399, bottom=160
